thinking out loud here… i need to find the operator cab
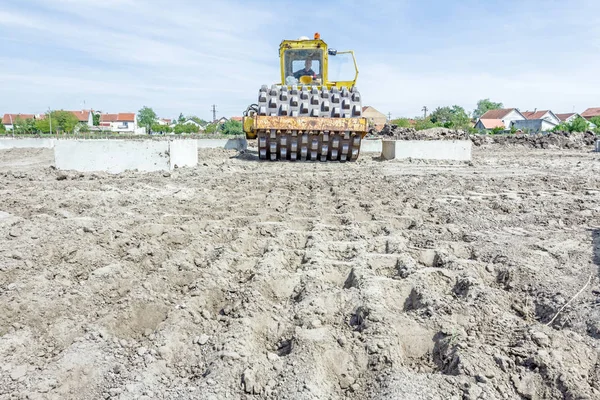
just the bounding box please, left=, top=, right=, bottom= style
left=283, top=48, right=323, bottom=86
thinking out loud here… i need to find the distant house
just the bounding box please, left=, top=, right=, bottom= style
left=215, top=117, right=228, bottom=124
left=65, top=110, right=94, bottom=127
left=556, top=112, right=595, bottom=127
left=157, top=118, right=172, bottom=126
left=581, top=107, right=600, bottom=121
left=99, top=112, right=141, bottom=134
left=230, top=116, right=243, bottom=122
left=478, top=108, right=526, bottom=129
left=362, top=106, right=386, bottom=130
left=474, top=119, right=506, bottom=131
left=555, top=113, right=579, bottom=123
left=2, top=113, right=36, bottom=130
left=182, top=119, right=204, bottom=130
left=521, top=110, right=560, bottom=125
left=511, top=119, right=557, bottom=133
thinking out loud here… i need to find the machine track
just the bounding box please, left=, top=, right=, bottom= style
left=255, top=84, right=365, bottom=161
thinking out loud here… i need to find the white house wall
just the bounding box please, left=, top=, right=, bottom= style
left=502, top=110, right=526, bottom=129
left=541, top=120, right=556, bottom=131
left=512, top=119, right=555, bottom=132
left=540, top=112, right=560, bottom=125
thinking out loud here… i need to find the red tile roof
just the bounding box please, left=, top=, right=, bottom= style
left=99, top=113, right=135, bottom=123
left=100, top=113, right=118, bottom=123
left=522, top=110, right=551, bottom=120
left=230, top=116, right=243, bottom=122
left=555, top=113, right=575, bottom=122
left=479, top=108, right=516, bottom=119
left=68, top=110, right=91, bottom=122
left=581, top=107, right=600, bottom=119
left=2, top=113, right=35, bottom=124
left=117, top=113, right=135, bottom=122
left=477, top=119, right=505, bottom=129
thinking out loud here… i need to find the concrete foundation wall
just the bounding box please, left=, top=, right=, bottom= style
left=197, top=138, right=247, bottom=151
left=596, top=140, right=600, bottom=152
left=0, top=138, right=56, bottom=149
left=170, top=140, right=198, bottom=169
left=361, top=139, right=382, bottom=154
left=55, top=140, right=197, bottom=173
left=382, top=140, right=472, bottom=161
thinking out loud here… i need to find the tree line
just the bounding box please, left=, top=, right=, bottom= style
left=137, top=106, right=243, bottom=135
left=391, top=99, right=503, bottom=132
left=0, top=110, right=91, bottom=134
left=390, top=99, right=600, bottom=134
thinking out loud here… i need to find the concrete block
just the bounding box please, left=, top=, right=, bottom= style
left=382, top=140, right=472, bottom=161
left=54, top=140, right=198, bottom=173
left=361, top=138, right=382, bottom=154
left=0, top=138, right=55, bottom=149
left=170, top=140, right=198, bottom=169
left=197, top=138, right=247, bottom=151
left=596, top=139, right=600, bottom=152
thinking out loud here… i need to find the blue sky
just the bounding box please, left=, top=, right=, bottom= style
left=0, top=0, right=598, bottom=121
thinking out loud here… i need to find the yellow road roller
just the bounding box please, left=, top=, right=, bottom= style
left=242, top=33, right=368, bottom=161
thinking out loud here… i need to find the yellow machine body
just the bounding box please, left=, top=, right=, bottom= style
left=243, top=34, right=367, bottom=162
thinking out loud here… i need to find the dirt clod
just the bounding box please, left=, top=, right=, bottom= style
left=0, top=146, right=598, bottom=399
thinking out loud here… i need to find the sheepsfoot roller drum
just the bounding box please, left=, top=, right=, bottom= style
left=246, top=115, right=368, bottom=162
left=242, top=33, right=369, bottom=162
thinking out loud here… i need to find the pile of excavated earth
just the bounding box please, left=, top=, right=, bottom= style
left=0, top=144, right=599, bottom=400
left=370, top=124, right=598, bottom=149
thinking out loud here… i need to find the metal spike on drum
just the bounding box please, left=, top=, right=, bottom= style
left=248, top=85, right=366, bottom=161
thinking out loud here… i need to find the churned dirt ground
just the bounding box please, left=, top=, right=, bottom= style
left=1, top=144, right=599, bottom=400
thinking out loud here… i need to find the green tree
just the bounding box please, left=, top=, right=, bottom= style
left=151, top=123, right=173, bottom=134
left=189, top=116, right=208, bottom=126
left=221, top=119, right=243, bottom=135
left=47, top=110, right=80, bottom=133
left=13, top=117, right=38, bottom=134
left=93, top=113, right=100, bottom=126
left=491, top=126, right=505, bottom=135
left=0, top=123, right=5, bottom=133
left=177, top=113, right=186, bottom=123
left=589, top=116, right=600, bottom=134
left=173, top=123, right=199, bottom=134
left=429, top=105, right=471, bottom=129
left=138, top=106, right=157, bottom=134
left=414, top=117, right=440, bottom=131
left=553, top=116, right=590, bottom=133
left=35, top=117, right=52, bottom=133
left=390, top=118, right=411, bottom=128
left=429, top=107, right=453, bottom=125
left=448, top=105, right=471, bottom=129
left=473, top=98, right=503, bottom=120
left=570, top=116, right=589, bottom=132
left=204, top=123, right=218, bottom=134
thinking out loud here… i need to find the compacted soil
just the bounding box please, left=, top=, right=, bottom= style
left=0, top=145, right=599, bottom=399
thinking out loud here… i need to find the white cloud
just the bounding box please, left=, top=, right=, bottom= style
left=0, top=0, right=599, bottom=120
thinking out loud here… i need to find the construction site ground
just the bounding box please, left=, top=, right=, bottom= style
left=1, top=144, right=599, bottom=400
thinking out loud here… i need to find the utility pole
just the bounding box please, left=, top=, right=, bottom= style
left=48, top=107, right=52, bottom=135
left=211, top=105, right=217, bottom=123
left=387, top=112, right=392, bottom=121
left=422, top=106, right=428, bottom=119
